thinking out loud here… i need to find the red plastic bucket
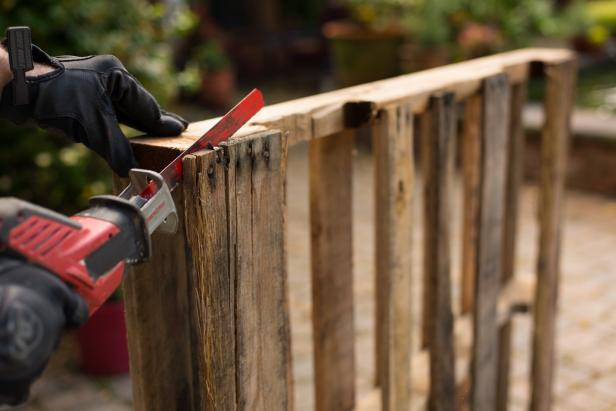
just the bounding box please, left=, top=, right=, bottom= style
left=77, top=301, right=129, bottom=375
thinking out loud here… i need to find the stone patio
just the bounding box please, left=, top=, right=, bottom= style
left=7, top=143, right=616, bottom=411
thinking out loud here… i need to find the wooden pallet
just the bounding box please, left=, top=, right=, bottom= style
left=120, top=48, right=576, bottom=411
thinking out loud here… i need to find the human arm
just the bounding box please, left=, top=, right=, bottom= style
left=0, top=28, right=188, bottom=404
left=0, top=38, right=187, bottom=176
left=0, top=44, right=53, bottom=94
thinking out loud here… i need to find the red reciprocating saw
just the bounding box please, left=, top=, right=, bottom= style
left=0, top=89, right=264, bottom=314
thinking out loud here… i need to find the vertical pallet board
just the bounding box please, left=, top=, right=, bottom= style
left=183, top=150, right=236, bottom=409
left=374, top=105, right=413, bottom=411
left=472, top=74, right=511, bottom=411
left=119, top=153, right=199, bottom=411
left=309, top=131, right=356, bottom=411
left=531, top=59, right=576, bottom=411
left=225, top=131, right=293, bottom=411
left=461, top=94, right=482, bottom=315
left=497, top=81, right=528, bottom=411
left=419, top=111, right=432, bottom=350
left=424, top=93, right=457, bottom=411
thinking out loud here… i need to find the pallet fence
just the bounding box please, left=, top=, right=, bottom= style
left=120, top=48, right=576, bottom=411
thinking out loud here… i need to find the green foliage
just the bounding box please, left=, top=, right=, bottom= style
left=0, top=0, right=191, bottom=103
left=343, top=0, right=411, bottom=31
left=0, top=0, right=190, bottom=213
left=584, top=1, right=616, bottom=46
left=0, top=122, right=112, bottom=214
left=587, top=1, right=616, bottom=30
left=190, top=41, right=231, bottom=72
left=179, top=41, right=231, bottom=95
left=342, top=0, right=587, bottom=50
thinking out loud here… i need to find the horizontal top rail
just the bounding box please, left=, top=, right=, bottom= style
left=134, top=48, right=573, bottom=151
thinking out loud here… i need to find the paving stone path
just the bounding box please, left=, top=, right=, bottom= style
left=8, top=145, right=616, bottom=411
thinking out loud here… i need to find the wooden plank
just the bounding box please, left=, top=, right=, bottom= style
left=419, top=111, right=431, bottom=350
left=183, top=149, right=236, bottom=409
left=374, top=105, right=414, bottom=410
left=497, top=81, right=527, bottom=411
left=358, top=273, right=536, bottom=411
left=530, top=59, right=576, bottom=411
left=309, top=131, right=356, bottom=411
left=424, top=93, right=457, bottom=411
left=471, top=74, right=511, bottom=411
left=461, top=94, right=482, bottom=315
left=224, top=130, right=293, bottom=410
left=117, top=151, right=200, bottom=411
left=133, top=49, right=570, bottom=148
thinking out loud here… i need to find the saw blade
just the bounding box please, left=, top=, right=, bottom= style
left=120, top=88, right=264, bottom=200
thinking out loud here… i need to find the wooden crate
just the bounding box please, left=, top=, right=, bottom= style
left=122, top=48, right=576, bottom=411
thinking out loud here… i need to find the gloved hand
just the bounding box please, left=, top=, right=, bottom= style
left=0, top=42, right=188, bottom=177
left=0, top=256, right=88, bottom=405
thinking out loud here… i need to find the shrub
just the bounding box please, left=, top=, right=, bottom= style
left=0, top=0, right=187, bottom=213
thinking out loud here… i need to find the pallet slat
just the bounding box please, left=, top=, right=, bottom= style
left=184, top=151, right=237, bottom=409
left=424, top=93, right=457, bottom=411
left=471, top=74, right=511, bottom=411
left=461, top=94, right=482, bottom=316
left=309, top=130, right=356, bottom=411
left=374, top=105, right=414, bottom=411
left=225, top=132, right=293, bottom=410
left=117, top=158, right=199, bottom=411
left=530, top=59, right=576, bottom=411
left=497, top=81, right=528, bottom=411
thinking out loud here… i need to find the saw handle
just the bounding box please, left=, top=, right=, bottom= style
left=0, top=197, right=150, bottom=314
left=0, top=196, right=150, bottom=405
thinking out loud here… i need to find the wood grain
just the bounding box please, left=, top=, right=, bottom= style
left=424, top=93, right=457, bottom=411
left=309, top=131, right=356, bottom=411
left=224, top=131, right=293, bottom=410
left=132, top=49, right=570, bottom=149
left=497, top=81, right=527, bottom=411
left=374, top=105, right=413, bottom=411
left=530, top=59, right=576, bottom=411
left=471, top=74, right=511, bottom=411
left=461, top=94, right=482, bottom=315
left=419, top=111, right=431, bottom=351
left=116, top=159, right=199, bottom=411
left=357, top=273, right=537, bottom=411
left=183, top=150, right=236, bottom=410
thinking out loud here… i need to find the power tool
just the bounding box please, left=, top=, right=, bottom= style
left=0, top=88, right=264, bottom=314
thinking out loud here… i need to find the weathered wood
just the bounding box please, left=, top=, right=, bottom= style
left=117, top=150, right=200, bottom=411
left=309, top=130, right=356, bottom=411
left=461, top=94, right=482, bottom=315
left=471, top=74, right=511, bottom=411
left=224, top=131, right=293, bottom=410
left=183, top=150, right=236, bottom=410
left=424, top=93, right=457, bottom=411
left=133, top=49, right=571, bottom=148
left=419, top=111, right=431, bottom=351
left=497, top=81, right=528, bottom=411
left=357, top=274, right=536, bottom=411
left=374, top=105, right=413, bottom=410
left=531, top=59, right=576, bottom=411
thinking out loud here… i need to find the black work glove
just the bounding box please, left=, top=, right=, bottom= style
left=0, top=256, right=88, bottom=405
left=0, top=43, right=188, bottom=177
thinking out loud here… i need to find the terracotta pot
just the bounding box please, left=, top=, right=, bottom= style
left=77, top=301, right=129, bottom=375
left=323, top=21, right=404, bottom=87
left=199, top=69, right=237, bottom=109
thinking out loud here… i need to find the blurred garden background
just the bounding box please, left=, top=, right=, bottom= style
left=2, top=1, right=616, bottom=410
left=2, top=0, right=615, bottom=213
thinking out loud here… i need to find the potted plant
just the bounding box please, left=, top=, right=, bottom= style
left=179, top=40, right=236, bottom=109
left=77, top=288, right=130, bottom=375
left=399, top=0, right=457, bottom=72
left=323, top=0, right=407, bottom=87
